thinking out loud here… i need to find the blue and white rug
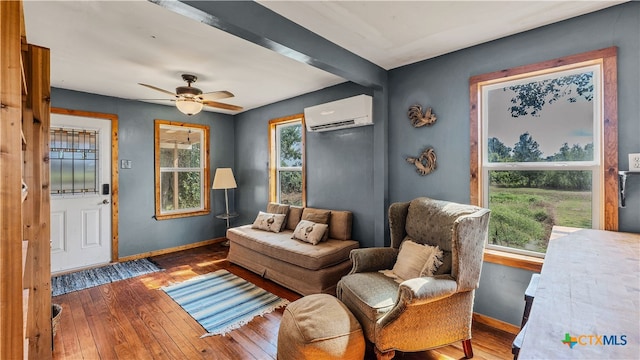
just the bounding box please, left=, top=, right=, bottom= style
left=52, top=258, right=162, bottom=297
left=162, top=269, right=289, bottom=337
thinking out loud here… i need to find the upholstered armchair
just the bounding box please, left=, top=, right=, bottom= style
left=336, top=197, right=491, bottom=360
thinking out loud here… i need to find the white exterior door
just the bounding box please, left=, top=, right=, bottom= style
left=50, top=114, right=111, bottom=274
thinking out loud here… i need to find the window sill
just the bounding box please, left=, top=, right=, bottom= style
left=483, top=227, right=587, bottom=272
left=483, top=249, right=543, bottom=272
left=155, top=210, right=210, bottom=221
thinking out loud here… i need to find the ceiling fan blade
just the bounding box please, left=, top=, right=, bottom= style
left=203, top=100, right=243, bottom=111
left=133, top=98, right=175, bottom=101
left=138, top=83, right=177, bottom=97
left=200, top=90, right=234, bottom=100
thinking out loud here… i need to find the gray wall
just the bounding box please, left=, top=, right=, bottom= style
left=49, top=1, right=639, bottom=327
left=387, top=2, right=639, bottom=325
left=233, top=82, right=376, bottom=246
left=51, top=88, right=236, bottom=257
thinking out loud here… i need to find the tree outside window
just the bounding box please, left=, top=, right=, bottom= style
left=154, top=120, right=210, bottom=219
left=269, top=115, right=305, bottom=206
left=470, top=48, right=618, bottom=260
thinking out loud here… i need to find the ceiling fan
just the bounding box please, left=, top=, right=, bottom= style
left=139, top=74, right=243, bottom=115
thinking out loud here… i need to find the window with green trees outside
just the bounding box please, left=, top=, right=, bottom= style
left=471, top=48, right=619, bottom=260
left=154, top=120, right=210, bottom=220
left=269, top=115, right=305, bottom=206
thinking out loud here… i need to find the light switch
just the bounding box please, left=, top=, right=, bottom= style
left=629, top=153, right=640, bottom=172
left=121, top=159, right=132, bottom=169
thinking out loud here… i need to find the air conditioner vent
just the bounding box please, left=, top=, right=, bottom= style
left=309, top=119, right=355, bottom=131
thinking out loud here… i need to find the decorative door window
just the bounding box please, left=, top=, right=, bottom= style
left=50, top=128, right=99, bottom=194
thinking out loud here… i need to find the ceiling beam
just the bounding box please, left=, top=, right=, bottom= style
left=150, top=0, right=387, bottom=89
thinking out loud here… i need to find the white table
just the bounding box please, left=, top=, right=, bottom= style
left=519, top=229, right=640, bottom=359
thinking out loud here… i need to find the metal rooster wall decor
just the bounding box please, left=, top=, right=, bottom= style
left=407, top=104, right=436, bottom=127
left=406, top=147, right=437, bottom=176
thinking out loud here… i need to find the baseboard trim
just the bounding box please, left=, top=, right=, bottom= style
left=473, top=313, right=520, bottom=335
left=118, top=237, right=227, bottom=262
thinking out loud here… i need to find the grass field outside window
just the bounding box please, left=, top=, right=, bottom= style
left=488, top=185, right=591, bottom=253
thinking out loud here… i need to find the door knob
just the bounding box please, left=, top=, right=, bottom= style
left=102, top=199, right=110, bottom=205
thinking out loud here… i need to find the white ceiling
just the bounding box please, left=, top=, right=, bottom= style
left=23, top=0, right=625, bottom=115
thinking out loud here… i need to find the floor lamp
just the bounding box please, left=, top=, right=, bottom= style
left=212, top=168, right=238, bottom=229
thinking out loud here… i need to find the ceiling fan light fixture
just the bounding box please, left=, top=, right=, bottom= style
left=176, top=97, right=203, bottom=115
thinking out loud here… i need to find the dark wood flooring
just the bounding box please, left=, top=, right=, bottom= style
left=52, top=243, right=516, bottom=359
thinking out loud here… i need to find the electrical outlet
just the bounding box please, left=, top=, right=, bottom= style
left=629, top=153, right=640, bottom=172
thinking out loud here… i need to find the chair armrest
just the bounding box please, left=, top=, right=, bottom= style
left=378, top=276, right=458, bottom=328
left=349, top=248, right=398, bottom=274
left=399, top=276, right=458, bottom=304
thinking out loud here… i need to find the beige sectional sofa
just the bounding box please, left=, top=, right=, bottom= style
left=227, top=204, right=359, bottom=295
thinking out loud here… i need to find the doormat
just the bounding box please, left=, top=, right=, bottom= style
left=51, top=258, right=162, bottom=296
left=162, top=269, right=289, bottom=337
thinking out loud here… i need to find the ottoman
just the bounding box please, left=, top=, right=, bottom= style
left=277, top=294, right=365, bottom=360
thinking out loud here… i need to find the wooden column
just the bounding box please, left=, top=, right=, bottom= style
left=0, top=1, right=27, bottom=358
left=1, top=2, right=52, bottom=358
left=23, top=43, right=52, bottom=360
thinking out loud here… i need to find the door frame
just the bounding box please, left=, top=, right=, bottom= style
left=51, top=107, right=120, bottom=262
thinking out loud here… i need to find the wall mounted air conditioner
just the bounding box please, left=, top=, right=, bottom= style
left=304, top=94, right=373, bottom=132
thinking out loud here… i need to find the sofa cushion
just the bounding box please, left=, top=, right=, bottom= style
left=227, top=225, right=359, bottom=270
left=251, top=211, right=287, bottom=233
left=302, top=207, right=353, bottom=240
left=405, top=197, right=481, bottom=251
left=292, top=220, right=329, bottom=245
left=267, top=203, right=290, bottom=231
left=327, top=210, right=353, bottom=241
left=302, top=208, right=331, bottom=224
left=286, top=206, right=304, bottom=231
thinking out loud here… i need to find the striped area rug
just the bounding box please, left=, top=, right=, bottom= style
left=162, top=269, right=289, bottom=337
left=52, top=258, right=162, bottom=296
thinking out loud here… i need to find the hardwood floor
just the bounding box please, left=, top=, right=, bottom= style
left=52, top=243, right=516, bottom=359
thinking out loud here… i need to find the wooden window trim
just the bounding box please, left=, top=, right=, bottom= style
left=268, top=114, right=306, bottom=206
left=483, top=249, right=544, bottom=272
left=470, top=47, right=618, bottom=270
left=154, top=120, right=210, bottom=220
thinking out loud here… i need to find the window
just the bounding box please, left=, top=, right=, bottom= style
left=269, top=115, right=305, bottom=206
left=154, top=120, right=210, bottom=219
left=50, top=127, right=99, bottom=194
left=470, top=48, right=618, bottom=261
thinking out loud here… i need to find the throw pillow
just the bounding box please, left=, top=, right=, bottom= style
left=381, top=240, right=443, bottom=282
left=266, top=203, right=290, bottom=231
left=286, top=206, right=304, bottom=231
left=291, top=220, right=329, bottom=245
left=251, top=211, right=287, bottom=233
left=301, top=208, right=331, bottom=224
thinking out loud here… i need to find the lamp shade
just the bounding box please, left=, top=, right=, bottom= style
left=212, top=168, right=237, bottom=189
left=176, top=97, right=204, bottom=115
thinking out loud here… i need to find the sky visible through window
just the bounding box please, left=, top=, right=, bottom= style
left=487, top=70, right=594, bottom=161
